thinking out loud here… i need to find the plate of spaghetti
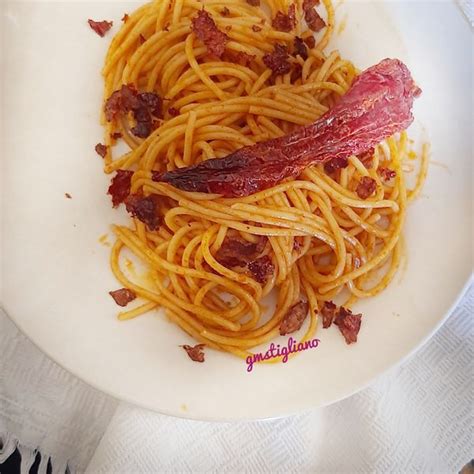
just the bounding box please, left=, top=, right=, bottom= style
left=2, top=0, right=471, bottom=419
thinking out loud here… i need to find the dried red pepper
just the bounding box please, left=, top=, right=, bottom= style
left=104, top=85, right=162, bottom=139
left=335, top=307, right=362, bottom=344
left=248, top=255, right=274, bottom=284
left=108, top=169, right=133, bottom=207
left=262, top=44, right=291, bottom=76
left=293, top=36, right=308, bottom=60
left=153, top=59, right=421, bottom=197
left=88, top=19, right=113, bottom=37
left=215, top=233, right=266, bottom=268
left=181, top=344, right=206, bottom=362
left=191, top=10, right=228, bottom=58
left=272, top=5, right=296, bottom=32
left=279, top=301, right=309, bottom=336
left=95, top=143, right=107, bottom=158
left=109, top=288, right=136, bottom=307
left=125, top=194, right=161, bottom=231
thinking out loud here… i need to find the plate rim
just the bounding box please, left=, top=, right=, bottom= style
left=1, top=276, right=472, bottom=421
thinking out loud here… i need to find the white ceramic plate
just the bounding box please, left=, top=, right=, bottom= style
left=1, top=0, right=472, bottom=421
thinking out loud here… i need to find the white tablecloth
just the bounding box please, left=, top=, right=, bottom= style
left=1, top=284, right=472, bottom=473
left=86, top=285, right=474, bottom=473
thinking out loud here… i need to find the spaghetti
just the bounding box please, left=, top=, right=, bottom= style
left=99, top=0, right=428, bottom=360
